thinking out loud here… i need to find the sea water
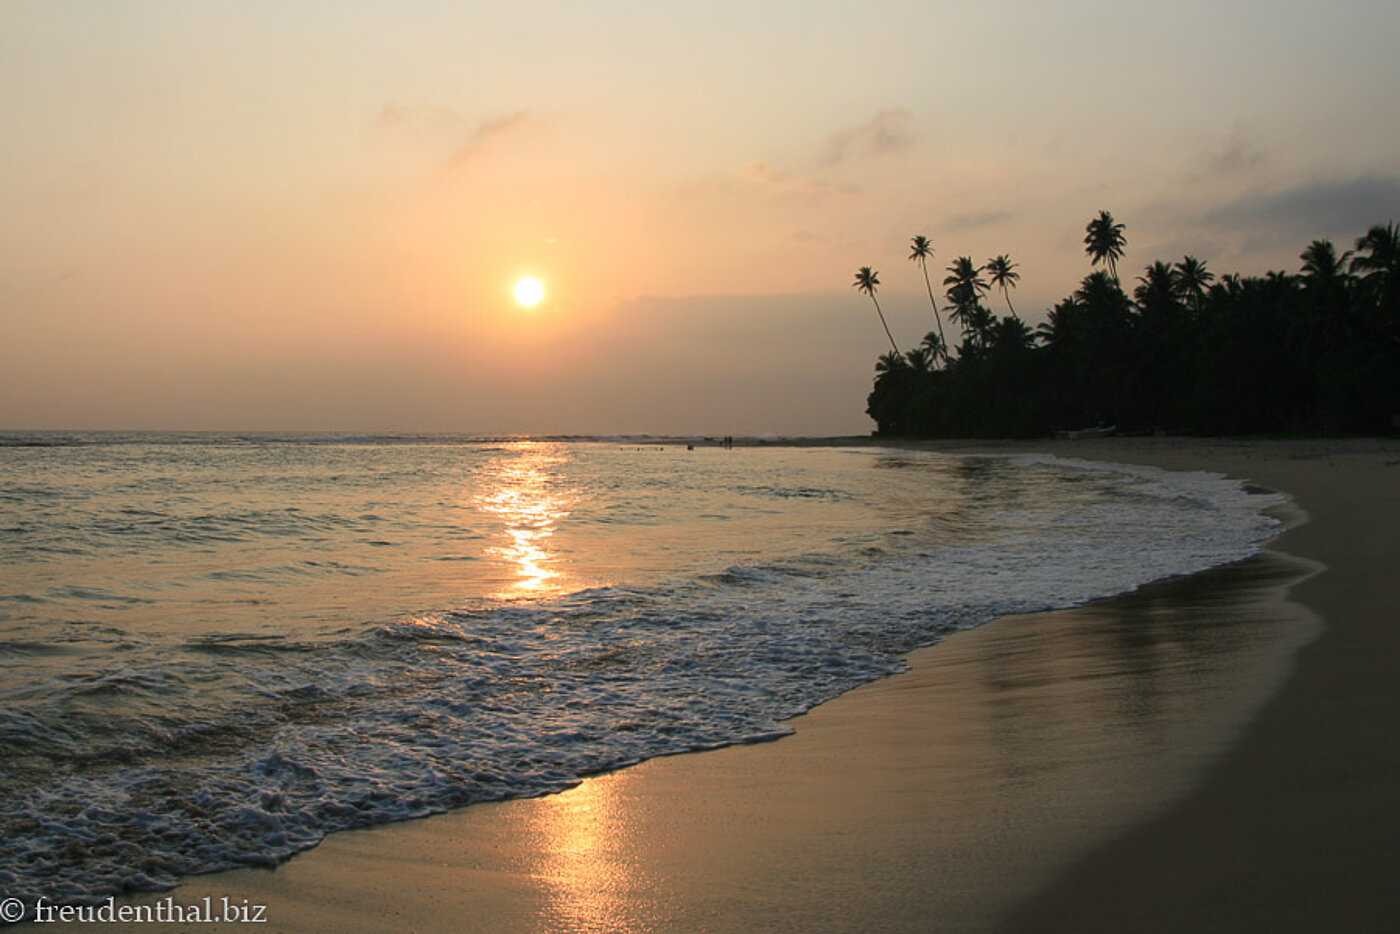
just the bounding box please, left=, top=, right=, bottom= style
left=0, top=434, right=1283, bottom=910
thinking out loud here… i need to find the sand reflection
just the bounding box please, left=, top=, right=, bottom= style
left=476, top=444, right=572, bottom=597
left=527, top=775, right=656, bottom=934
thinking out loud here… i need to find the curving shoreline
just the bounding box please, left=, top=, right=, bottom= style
left=11, top=437, right=1397, bottom=932
left=995, top=437, right=1400, bottom=932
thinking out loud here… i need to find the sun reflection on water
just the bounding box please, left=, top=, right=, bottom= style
left=475, top=444, right=572, bottom=597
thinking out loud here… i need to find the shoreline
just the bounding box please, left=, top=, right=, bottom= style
left=996, top=438, right=1400, bottom=931
left=10, top=437, right=1398, bottom=931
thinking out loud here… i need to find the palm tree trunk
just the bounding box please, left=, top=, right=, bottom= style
left=1003, top=286, right=1018, bottom=320
left=871, top=295, right=899, bottom=355
left=919, top=259, right=949, bottom=362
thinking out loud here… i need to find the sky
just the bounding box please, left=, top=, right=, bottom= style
left=3, top=0, right=1399, bottom=435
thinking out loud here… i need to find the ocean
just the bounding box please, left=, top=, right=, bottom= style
left=0, top=433, right=1284, bottom=912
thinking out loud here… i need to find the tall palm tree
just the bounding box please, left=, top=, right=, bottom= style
left=946, top=253, right=991, bottom=330
left=1084, top=210, right=1127, bottom=283
left=1173, top=255, right=1214, bottom=316
left=943, top=257, right=994, bottom=351
left=853, top=266, right=900, bottom=355
left=985, top=254, right=1021, bottom=319
left=942, top=256, right=988, bottom=307
left=908, top=235, right=948, bottom=360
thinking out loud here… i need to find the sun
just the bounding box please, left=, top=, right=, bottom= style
left=512, top=276, right=546, bottom=308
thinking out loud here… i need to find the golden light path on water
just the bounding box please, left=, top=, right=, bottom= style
left=475, top=443, right=572, bottom=597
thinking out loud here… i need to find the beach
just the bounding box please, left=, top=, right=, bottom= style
left=10, top=437, right=1398, bottom=932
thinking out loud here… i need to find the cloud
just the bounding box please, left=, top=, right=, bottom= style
left=374, top=103, right=535, bottom=164
left=1202, top=175, right=1400, bottom=244
left=1201, top=123, right=1266, bottom=176
left=822, top=109, right=915, bottom=165
left=449, top=110, right=534, bottom=164
left=738, top=160, right=855, bottom=197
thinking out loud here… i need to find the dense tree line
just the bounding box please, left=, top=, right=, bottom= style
left=860, top=214, right=1400, bottom=437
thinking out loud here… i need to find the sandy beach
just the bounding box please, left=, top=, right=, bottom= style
left=12, top=438, right=1399, bottom=933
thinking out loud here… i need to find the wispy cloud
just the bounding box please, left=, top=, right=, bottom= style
left=738, top=160, right=855, bottom=197
left=448, top=110, right=534, bottom=164
left=374, top=103, right=535, bottom=165
left=822, top=109, right=915, bottom=165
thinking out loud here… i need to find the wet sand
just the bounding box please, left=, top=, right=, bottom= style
left=13, top=438, right=1399, bottom=932
left=995, top=438, right=1400, bottom=932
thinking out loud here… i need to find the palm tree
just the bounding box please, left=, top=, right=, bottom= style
left=1173, top=255, right=1214, bottom=316
left=942, top=256, right=991, bottom=347
left=1074, top=269, right=1131, bottom=312
left=1299, top=239, right=1355, bottom=349
left=1300, top=239, right=1351, bottom=286
left=908, top=235, right=948, bottom=360
left=1134, top=261, right=1178, bottom=317
left=854, top=266, right=900, bottom=355
left=1349, top=221, right=1400, bottom=315
left=1351, top=222, right=1400, bottom=277
left=904, top=345, right=934, bottom=375
left=1036, top=296, right=1081, bottom=348
left=943, top=257, right=996, bottom=353
left=985, top=254, right=1021, bottom=319
left=919, top=330, right=947, bottom=366
left=874, top=349, right=907, bottom=374
left=1084, top=210, right=1127, bottom=283
left=942, top=256, right=988, bottom=308
left=990, top=316, right=1035, bottom=353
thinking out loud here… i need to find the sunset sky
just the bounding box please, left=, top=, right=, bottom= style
left=4, top=1, right=1399, bottom=435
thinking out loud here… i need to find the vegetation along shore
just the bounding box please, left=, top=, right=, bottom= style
left=858, top=214, right=1400, bottom=438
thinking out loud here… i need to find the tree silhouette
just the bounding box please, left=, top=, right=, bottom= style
left=874, top=349, right=907, bottom=373
left=853, top=266, right=900, bottom=355
left=908, top=235, right=948, bottom=362
left=1084, top=211, right=1127, bottom=283
left=986, top=254, right=1021, bottom=319
left=990, top=315, right=1034, bottom=353
left=919, top=329, right=947, bottom=366
left=862, top=217, right=1400, bottom=438
left=1351, top=222, right=1400, bottom=280
left=942, top=256, right=991, bottom=347
left=904, top=344, right=934, bottom=375
left=1173, top=255, right=1214, bottom=317
left=943, top=256, right=988, bottom=297
left=1350, top=221, right=1400, bottom=321
left=1135, top=261, right=1178, bottom=317
left=1300, top=239, right=1352, bottom=286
